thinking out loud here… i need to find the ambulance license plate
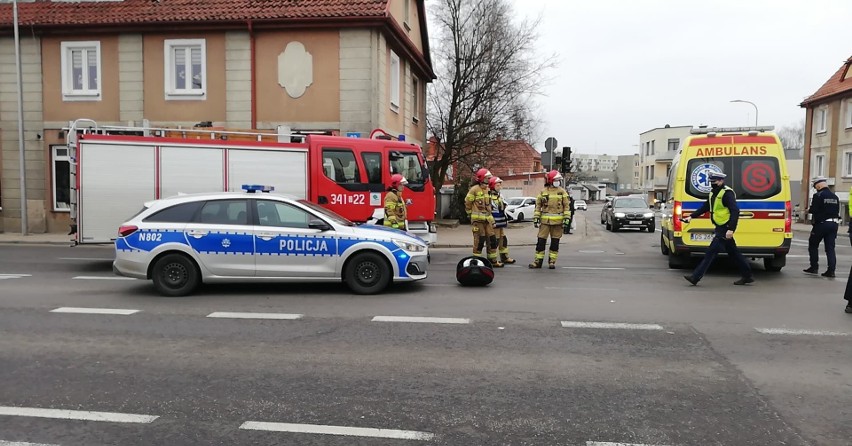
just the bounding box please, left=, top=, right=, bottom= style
left=690, top=233, right=714, bottom=242
left=629, top=220, right=642, bottom=225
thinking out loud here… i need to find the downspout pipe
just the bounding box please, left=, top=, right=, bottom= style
left=248, top=19, right=257, bottom=129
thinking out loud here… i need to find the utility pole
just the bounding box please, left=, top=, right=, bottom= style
left=13, top=0, right=28, bottom=235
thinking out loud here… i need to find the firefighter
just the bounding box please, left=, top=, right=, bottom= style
left=465, top=168, right=502, bottom=267
left=488, top=176, right=516, bottom=264
left=529, top=170, right=571, bottom=269
left=384, top=174, right=408, bottom=230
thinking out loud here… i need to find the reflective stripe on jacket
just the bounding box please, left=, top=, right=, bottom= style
left=534, top=187, right=571, bottom=224
left=490, top=192, right=508, bottom=228
left=465, top=184, right=494, bottom=222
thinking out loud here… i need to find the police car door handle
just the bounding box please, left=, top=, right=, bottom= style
left=257, top=232, right=276, bottom=241
left=187, top=230, right=209, bottom=238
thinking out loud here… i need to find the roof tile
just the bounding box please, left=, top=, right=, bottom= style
left=0, top=0, right=389, bottom=27
left=801, top=56, right=852, bottom=106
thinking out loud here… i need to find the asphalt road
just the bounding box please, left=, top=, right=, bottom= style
left=1, top=206, right=850, bottom=446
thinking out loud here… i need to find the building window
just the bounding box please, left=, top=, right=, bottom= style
left=164, top=39, right=206, bottom=100
left=651, top=140, right=655, bottom=156
left=816, top=107, right=828, bottom=133
left=814, top=154, right=826, bottom=177
left=60, top=41, right=101, bottom=101
left=412, top=77, right=420, bottom=123
left=52, top=145, right=72, bottom=212
left=667, top=138, right=679, bottom=152
left=390, top=51, right=400, bottom=112
left=846, top=100, right=852, bottom=129
left=844, top=151, right=852, bottom=177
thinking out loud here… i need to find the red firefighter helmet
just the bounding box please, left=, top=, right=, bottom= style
left=474, top=168, right=492, bottom=184
left=389, top=173, right=408, bottom=190
left=545, top=170, right=563, bottom=185
left=488, top=176, right=503, bottom=190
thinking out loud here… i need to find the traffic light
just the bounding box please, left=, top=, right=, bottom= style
left=561, top=146, right=572, bottom=174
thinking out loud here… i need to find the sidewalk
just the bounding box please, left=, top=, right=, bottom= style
left=0, top=220, right=820, bottom=248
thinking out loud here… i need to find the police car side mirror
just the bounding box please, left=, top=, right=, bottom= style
left=308, top=219, right=332, bottom=231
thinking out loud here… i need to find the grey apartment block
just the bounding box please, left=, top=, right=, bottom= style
left=0, top=36, right=46, bottom=233
left=339, top=29, right=376, bottom=137
left=119, top=35, right=144, bottom=123
left=225, top=31, right=252, bottom=128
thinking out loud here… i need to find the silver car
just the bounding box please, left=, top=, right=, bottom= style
left=113, top=188, right=429, bottom=296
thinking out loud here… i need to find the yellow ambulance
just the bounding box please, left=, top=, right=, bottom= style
left=660, top=127, right=792, bottom=271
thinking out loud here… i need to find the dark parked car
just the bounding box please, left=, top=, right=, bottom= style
left=602, top=196, right=655, bottom=232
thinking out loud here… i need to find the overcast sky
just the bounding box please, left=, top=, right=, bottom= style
left=488, top=0, right=852, bottom=156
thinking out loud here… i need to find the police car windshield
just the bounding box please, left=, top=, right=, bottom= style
left=297, top=200, right=354, bottom=226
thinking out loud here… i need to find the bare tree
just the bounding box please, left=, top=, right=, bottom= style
left=778, top=119, right=805, bottom=152
left=426, top=0, right=555, bottom=187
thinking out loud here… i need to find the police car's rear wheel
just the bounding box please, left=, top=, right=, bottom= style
left=152, top=253, right=199, bottom=297
left=345, top=252, right=391, bottom=295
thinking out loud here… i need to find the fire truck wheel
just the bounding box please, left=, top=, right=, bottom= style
left=152, top=253, right=200, bottom=297
left=344, top=252, right=391, bottom=295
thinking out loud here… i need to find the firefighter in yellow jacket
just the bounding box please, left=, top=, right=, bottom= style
left=384, top=174, right=408, bottom=230
left=488, top=176, right=516, bottom=264
left=529, top=170, right=571, bottom=269
left=465, top=168, right=503, bottom=267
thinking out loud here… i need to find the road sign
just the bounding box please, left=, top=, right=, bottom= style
left=545, top=137, right=557, bottom=151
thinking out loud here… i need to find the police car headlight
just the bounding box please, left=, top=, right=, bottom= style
left=644, top=212, right=655, bottom=218
left=614, top=212, right=626, bottom=218
left=394, top=239, right=426, bottom=252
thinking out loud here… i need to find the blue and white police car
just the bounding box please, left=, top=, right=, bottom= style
left=113, top=185, right=429, bottom=296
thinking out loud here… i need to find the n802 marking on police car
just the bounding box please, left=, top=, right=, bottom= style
left=113, top=185, right=429, bottom=296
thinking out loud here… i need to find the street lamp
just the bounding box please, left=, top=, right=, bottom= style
left=730, top=99, right=758, bottom=126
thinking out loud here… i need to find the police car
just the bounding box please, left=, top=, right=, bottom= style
left=113, top=185, right=429, bottom=296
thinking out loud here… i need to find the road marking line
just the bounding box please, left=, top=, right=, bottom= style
left=59, top=257, right=114, bottom=261
left=72, top=276, right=137, bottom=281
left=207, top=312, right=303, bottom=320
left=561, top=266, right=625, bottom=270
left=588, top=442, right=671, bottom=446
left=562, top=321, right=664, bottom=330
left=372, top=316, right=470, bottom=324
left=755, top=328, right=849, bottom=336
left=0, top=274, right=31, bottom=280
left=51, top=307, right=139, bottom=315
left=0, top=441, right=60, bottom=446
left=239, top=421, right=434, bottom=441
left=0, top=406, right=158, bottom=424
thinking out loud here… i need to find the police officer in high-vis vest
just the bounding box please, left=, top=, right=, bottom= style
left=529, top=170, right=571, bottom=269
left=384, top=174, right=408, bottom=230
left=465, top=168, right=502, bottom=267
left=488, top=176, right=516, bottom=264
left=682, top=171, right=754, bottom=286
left=804, top=176, right=840, bottom=277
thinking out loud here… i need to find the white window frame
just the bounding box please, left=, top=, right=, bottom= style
left=846, top=99, right=852, bottom=129
left=412, top=76, right=419, bottom=123
left=814, top=154, right=826, bottom=177
left=844, top=150, right=852, bottom=178
left=390, top=51, right=400, bottom=112
left=164, top=39, right=207, bottom=100
left=51, top=145, right=72, bottom=212
left=816, top=107, right=828, bottom=133
left=60, top=41, right=101, bottom=101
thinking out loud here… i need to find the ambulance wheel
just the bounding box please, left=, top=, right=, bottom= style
left=763, top=256, right=785, bottom=272
left=668, top=252, right=687, bottom=269
left=344, top=252, right=391, bottom=295
left=660, top=233, right=670, bottom=255
left=151, top=253, right=199, bottom=297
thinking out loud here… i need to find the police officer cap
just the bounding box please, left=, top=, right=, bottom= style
left=811, top=176, right=828, bottom=185
left=708, top=172, right=727, bottom=180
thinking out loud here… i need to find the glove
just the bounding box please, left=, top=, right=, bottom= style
left=682, top=216, right=691, bottom=223
left=533, top=217, right=541, bottom=228
left=392, top=223, right=400, bottom=229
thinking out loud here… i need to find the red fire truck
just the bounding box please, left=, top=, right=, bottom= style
left=66, top=120, right=436, bottom=245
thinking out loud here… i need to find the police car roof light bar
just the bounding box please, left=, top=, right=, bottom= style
left=690, top=126, right=775, bottom=135
left=242, top=184, right=274, bottom=193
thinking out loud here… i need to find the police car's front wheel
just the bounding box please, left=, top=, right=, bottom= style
left=152, top=253, right=200, bottom=297
left=344, top=252, right=391, bottom=295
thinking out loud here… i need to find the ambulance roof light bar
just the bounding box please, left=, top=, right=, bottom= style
left=691, top=126, right=775, bottom=135
left=242, top=184, right=275, bottom=193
